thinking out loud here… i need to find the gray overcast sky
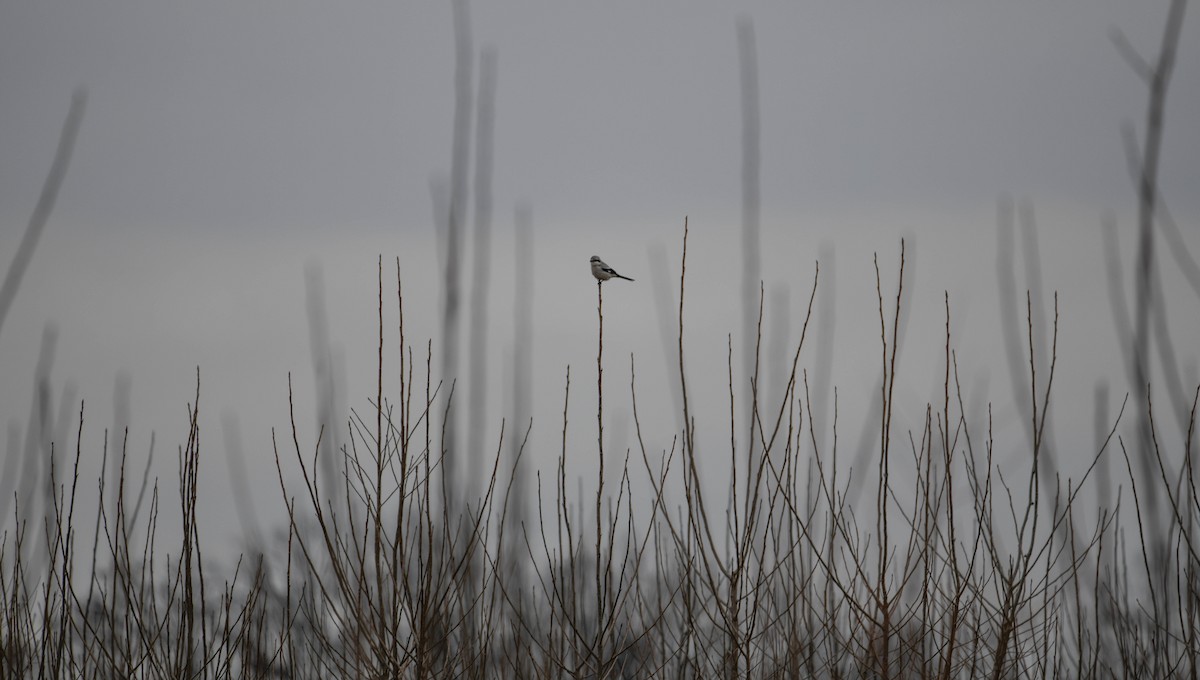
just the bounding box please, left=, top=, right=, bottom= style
left=1, top=2, right=1197, bottom=550
left=3, top=2, right=1196, bottom=231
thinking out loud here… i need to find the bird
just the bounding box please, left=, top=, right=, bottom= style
left=590, top=255, right=634, bottom=282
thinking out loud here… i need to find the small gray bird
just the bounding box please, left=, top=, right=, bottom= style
left=590, top=255, right=634, bottom=282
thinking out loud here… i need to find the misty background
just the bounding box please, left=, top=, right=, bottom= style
left=1, top=2, right=1197, bottom=556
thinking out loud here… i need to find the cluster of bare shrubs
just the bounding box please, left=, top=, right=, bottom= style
left=3, top=222, right=1199, bottom=678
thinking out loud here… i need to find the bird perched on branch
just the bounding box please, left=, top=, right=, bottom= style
left=590, top=255, right=634, bottom=282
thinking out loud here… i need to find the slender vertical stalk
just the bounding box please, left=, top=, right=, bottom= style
left=595, top=278, right=605, bottom=660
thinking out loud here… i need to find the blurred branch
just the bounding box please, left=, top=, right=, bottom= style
left=1115, top=121, right=1194, bottom=429
left=1101, top=212, right=1133, bottom=360
left=737, top=16, right=761, bottom=464
left=506, top=202, right=533, bottom=550
left=0, top=89, right=87, bottom=343
left=1109, top=27, right=1154, bottom=83
left=1120, top=123, right=1200, bottom=301
left=0, top=326, right=56, bottom=529
left=1130, top=0, right=1187, bottom=392
left=440, top=0, right=474, bottom=491
left=305, top=264, right=343, bottom=500
left=996, top=196, right=1030, bottom=436
left=1119, top=0, right=1188, bottom=597
left=467, top=46, right=498, bottom=494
